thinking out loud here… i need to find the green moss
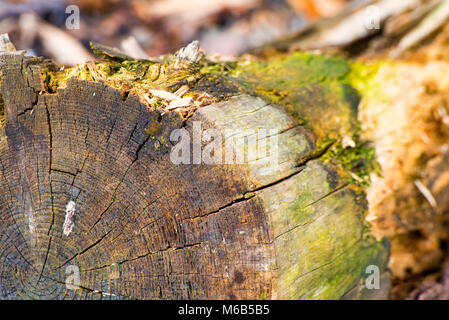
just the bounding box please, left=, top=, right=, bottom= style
left=235, top=52, right=350, bottom=85
left=40, top=55, right=241, bottom=115
left=217, top=54, right=397, bottom=188
left=220, top=52, right=382, bottom=185
left=343, top=60, right=395, bottom=108
left=230, top=54, right=393, bottom=299
left=276, top=178, right=389, bottom=299
left=200, top=60, right=237, bottom=76
left=320, top=142, right=381, bottom=187
left=231, top=52, right=359, bottom=142
left=275, top=146, right=386, bottom=299
left=303, top=235, right=389, bottom=300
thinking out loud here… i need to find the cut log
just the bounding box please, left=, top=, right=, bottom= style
left=0, top=40, right=391, bottom=300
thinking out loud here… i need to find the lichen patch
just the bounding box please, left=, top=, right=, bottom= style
left=63, top=201, right=76, bottom=236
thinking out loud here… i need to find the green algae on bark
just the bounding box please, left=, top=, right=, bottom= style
left=225, top=53, right=391, bottom=298
left=233, top=52, right=358, bottom=139
left=227, top=52, right=388, bottom=187
left=263, top=159, right=389, bottom=299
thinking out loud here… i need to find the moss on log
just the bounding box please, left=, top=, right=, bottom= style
left=0, top=42, right=390, bottom=299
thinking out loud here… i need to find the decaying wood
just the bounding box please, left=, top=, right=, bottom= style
left=3, top=0, right=449, bottom=296
left=250, top=1, right=449, bottom=299
left=0, top=34, right=393, bottom=300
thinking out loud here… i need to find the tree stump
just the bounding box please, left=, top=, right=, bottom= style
left=0, top=41, right=390, bottom=300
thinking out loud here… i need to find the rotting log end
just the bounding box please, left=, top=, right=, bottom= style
left=0, top=38, right=389, bottom=300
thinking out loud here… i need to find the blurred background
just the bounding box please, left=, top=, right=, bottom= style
left=0, top=0, right=354, bottom=65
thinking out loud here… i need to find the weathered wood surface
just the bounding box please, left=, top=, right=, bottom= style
left=0, top=43, right=389, bottom=299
